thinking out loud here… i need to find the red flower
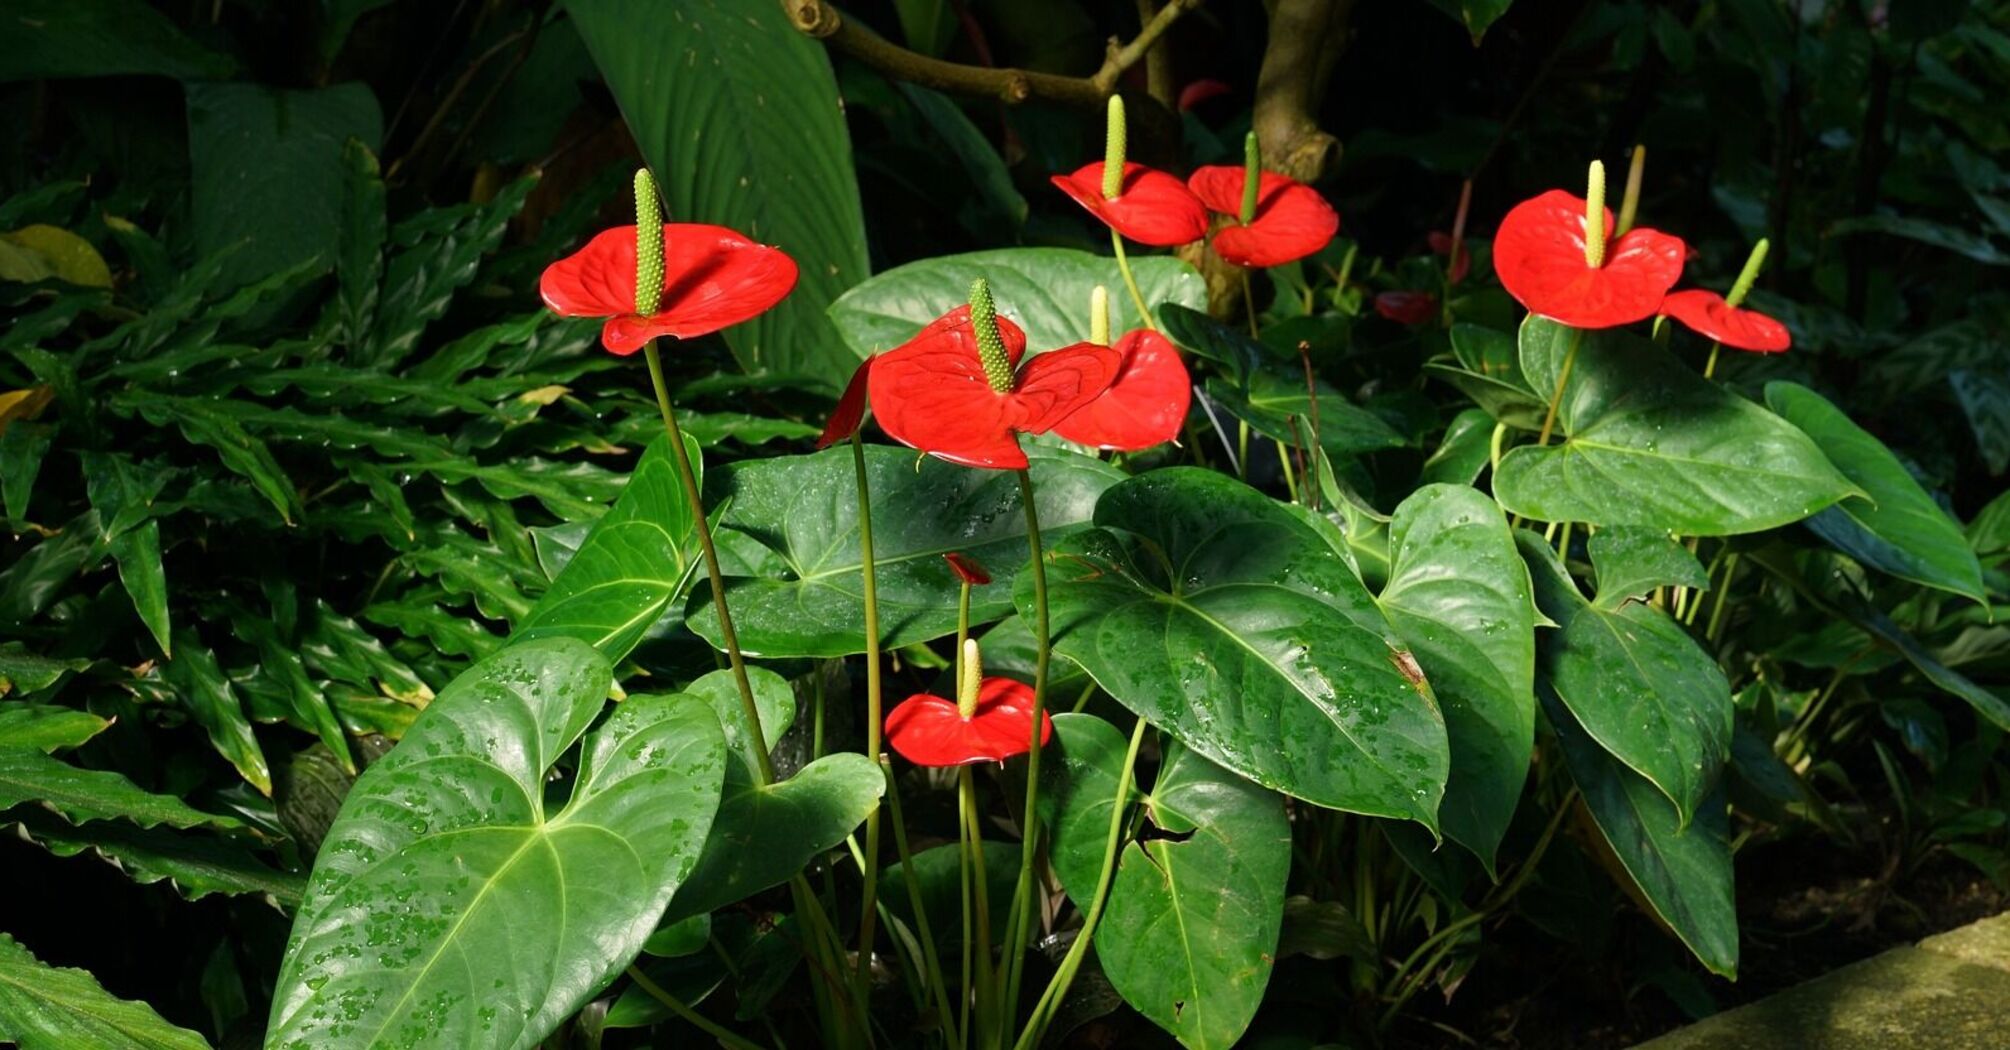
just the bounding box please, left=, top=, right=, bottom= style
left=944, top=553, right=992, bottom=586
left=1659, top=290, right=1791, bottom=353
left=1374, top=291, right=1439, bottom=326
left=816, top=355, right=874, bottom=449
left=1051, top=161, right=1210, bottom=247
left=1428, top=231, right=1471, bottom=285
left=1492, top=189, right=1685, bottom=328
left=1188, top=166, right=1339, bottom=268
left=540, top=224, right=798, bottom=355
left=866, top=304, right=1122, bottom=470
left=884, top=677, right=1053, bottom=767
left=1049, top=329, right=1191, bottom=450
left=1177, top=78, right=1232, bottom=112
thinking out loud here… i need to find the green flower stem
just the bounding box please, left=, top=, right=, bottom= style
left=960, top=765, right=998, bottom=1047
left=883, top=756, right=961, bottom=1050
left=1110, top=228, right=1157, bottom=332
left=1276, top=440, right=1299, bottom=503
left=1013, top=715, right=1150, bottom=1050
left=1703, top=341, right=1723, bottom=381
left=624, top=965, right=765, bottom=1050
left=851, top=430, right=887, bottom=1008
left=997, top=468, right=1053, bottom=1030
left=1615, top=145, right=1646, bottom=237
left=1533, top=326, right=1585, bottom=449
left=642, top=340, right=774, bottom=785
left=1706, top=552, right=1741, bottom=644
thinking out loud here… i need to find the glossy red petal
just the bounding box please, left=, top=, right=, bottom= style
left=1493, top=190, right=1687, bottom=328
left=1008, top=343, right=1124, bottom=435
left=907, top=304, right=1029, bottom=367
left=1188, top=167, right=1340, bottom=267
left=868, top=315, right=1026, bottom=470
left=1373, top=291, right=1439, bottom=326
left=1049, top=330, right=1191, bottom=450
left=883, top=680, right=1052, bottom=767
left=1051, top=162, right=1210, bottom=247
left=542, top=224, right=799, bottom=353
left=943, top=552, right=992, bottom=586
left=1659, top=289, right=1792, bottom=353
left=817, top=355, right=874, bottom=449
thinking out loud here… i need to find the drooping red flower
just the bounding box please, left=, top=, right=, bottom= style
left=1659, top=290, right=1792, bottom=353
left=1051, top=161, right=1210, bottom=247
left=1374, top=291, right=1439, bottom=326
left=540, top=224, right=798, bottom=355
left=866, top=305, right=1122, bottom=470
left=1187, top=166, right=1339, bottom=268
left=816, top=355, right=874, bottom=449
left=1177, top=78, right=1232, bottom=112
left=944, top=553, right=992, bottom=586
left=1049, top=329, right=1191, bottom=451
left=884, top=677, right=1053, bottom=767
left=1492, top=190, right=1685, bottom=328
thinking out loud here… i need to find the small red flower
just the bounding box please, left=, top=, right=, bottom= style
left=1049, top=329, right=1191, bottom=451
left=944, top=553, right=992, bottom=586
left=1188, top=166, right=1339, bottom=268
left=540, top=224, right=798, bottom=355
left=1492, top=190, right=1685, bottom=328
left=1659, top=290, right=1792, bottom=353
left=1051, top=161, right=1210, bottom=247
left=1428, top=231, right=1471, bottom=285
left=817, top=355, right=874, bottom=449
left=1374, top=291, right=1439, bottom=326
left=1177, top=79, right=1232, bottom=112
left=884, top=677, right=1053, bottom=767
left=866, top=305, right=1122, bottom=470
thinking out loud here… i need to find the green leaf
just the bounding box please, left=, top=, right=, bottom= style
left=1544, top=689, right=1738, bottom=977
left=1203, top=373, right=1409, bottom=458
left=1157, top=303, right=1265, bottom=385
left=569, top=0, right=868, bottom=391
left=662, top=668, right=882, bottom=924
left=0, top=511, right=108, bottom=626
left=7, top=810, right=305, bottom=906
left=1029, top=469, right=1449, bottom=828
left=1970, top=488, right=2010, bottom=557
left=334, top=139, right=385, bottom=348
left=878, top=840, right=1018, bottom=960
left=1423, top=0, right=1516, bottom=44
left=0, top=747, right=242, bottom=831
left=126, top=396, right=299, bottom=524
left=0, top=422, right=52, bottom=522
left=689, top=444, right=1122, bottom=658
left=365, top=174, right=536, bottom=368
left=0, top=931, right=211, bottom=1050
left=1044, top=715, right=1289, bottom=1050
left=1588, top=527, right=1709, bottom=609
left=0, top=705, right=111, bottom=752
left=1376, top=485, right=1536, bottom=870
left=1950, top=368, right=2010, bottom=475
left=1419, top=408, right=1497, bottom=487
left=1518, top=532, right=1730, bottom=825
left=185, top=82, right=383, bottom=290
left=514, top=434, right=702, bottom=662
left=1425, top=324, right=1545, bottom=431
left=1494, top=318, right=1854, bottom=534
left=897, top=84, right=1027, bottom=230
left=0, top=0, right=235, bottom=82
left=892, top=0, right=955, bottom=55
left=108, top=522, right=171, bottom=655
left=269, top=638, right=728, bottom=1050
left=162, top=634, right=272, bottom=796
left=830, top=248, right=1205, bottom=359
left=1765, top=381, right=1986, bottom=601
left=1830, top=213, right=2010, bottom=266
left=0, top=644, right=89, bottom=697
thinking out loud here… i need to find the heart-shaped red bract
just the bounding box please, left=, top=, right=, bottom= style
left=866, top=305, right=1121, bottom=470
left=1050, top=329, right=1191, bottom=451
left=1051, top=161, right=1210, bottom=247
left=884, top=678, right=1053, bottom=767
left=539, top=223, right=798, bottom=355
left=1373, top=291, right=1439, bottom=326
left=1188, top=166, right=1339, bottom=268
left=1659, top=289, right=1792, bottom=353
left=1492, top=190, right=1686, bottom=329
left=817, top=355, right=874, bottom=449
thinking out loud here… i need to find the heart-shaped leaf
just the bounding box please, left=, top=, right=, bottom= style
left=687, top=444, right=1121, bottom=658
left=1424, top=323, right=1545, bottom=431
left=1588, top=527, right=1709, bottom=609
left=1494, top=317, right=1855, bottom=534
left=1027, top=469, right=1449, bottom=828
left=268, top=637, right=727, bottom=1050
left=1044, top=714, right=1289, bottom=1050
left=1376, top=485, right=1536, bottom=871
left=1419, top=407, right=1498, bottom=487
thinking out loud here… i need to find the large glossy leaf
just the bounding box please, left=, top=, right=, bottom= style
left=0, top=932, right=210, bottom=1050
left=1544, top=689, right=1737, bottom=977
left=568, top=0, right=868, bottom=391
left=1588, top=527, right=1709, bottom=608
left=688, top=444, right=1122, bottom=658
left=1765, top=382, right=1985, bottom=602
left=1494, top=318, right=1855, bottom=533
left=1518, top=532, right=1730, bottom=825
left=1376, top=485, right=1536, bottom=870
left=0, top=0, right=235, bottom=82
left=1044, top=715, right=1289, bottom=1050
left=1203, top=373, right=1409, bottom=458
left=513, top=434, right=702, bottom=662
left=1027, top=469, right=1449, bottom=828
left=268, top=638, right=727, bottom=1050
left=661, top=669, right=882, bottom=924
left=829, top=247, right=1206, bottom=357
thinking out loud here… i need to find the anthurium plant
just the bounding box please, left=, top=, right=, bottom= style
left=3, top=2, right=2007, bottom=1049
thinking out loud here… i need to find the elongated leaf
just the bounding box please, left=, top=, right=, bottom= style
left=1420, top=408, right=1497, bottom=486
left=688, top=444, right=1121, bottom=658
left=1376, top=485, right=1535, bottom=870
left=1156, top=303, right=1266, bottom=385
left=1950, top=368, right=2010, bottom=475
left=0, top=747, right=242, bottom=830
left=163, top=634, right=271, bottom=796
left=0, top=0, right=235, bottom=82
left=1028, top=469, right=1449, bottom=828
left=1426, top=323, right=1545, bottom=430
left=1518, top=532, right=1730, bottom=825
left=0, top=931, right=210, bottom=1050
left=365, top=174, right=536, bottom=367
left=108, top=522, right=171, bottom=655
left=1830, top=213, right=2010, bottom=265
left=0, top=645, right=89, bottom=697
left=125, top=396, right=299, bottom=524
left=0, top=705, right=111, bottom=752
left=568, top=0, right=867, bottom=391
left=1544, top=689, right=1738, bottom=977
left=514, top=434, right=701, bottom=662
left=1204, top=373, right=1409, bottom=457
left=269, top=638, right=727, bottom=1050
left=1044, top=715, right=1289, bottom=1050
left=0, top=422, right=53, bottom=522
left=1765, top=381, right=1986, bottom=602
left=1494, top=318, right=1855, bottom=534
left=8, top=810, right=305, bottom=906
left=830, top=247, right=1206, bottom=358
left=1589, top=527, right=1709, bottom=609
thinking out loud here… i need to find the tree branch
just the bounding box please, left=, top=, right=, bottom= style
left=1252, top=0, right=1348, bottom=183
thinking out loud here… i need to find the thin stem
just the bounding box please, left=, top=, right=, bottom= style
left=1241, top=269, right=1260, bottom=339
left=960, top=766, right=997, bottom=1046
left=643, top=341, right=775, bottom=785
left=852, top=433, right=886, bottom=999
left=1276, top=439, right=1299, bottom=502
left=1109, top=228, right=1157, bottom=331
left=883, top=757, right=961, bottom=1049
left=624, top=965, right=766, bottom=1050
left=1706, top=552, right=1741, bottom=644
left=1703, top=341, right=1723, bottom=381
left=999, top=469, right=1053, bottom=1027
left=1533, top=328, right=1585, bottom=449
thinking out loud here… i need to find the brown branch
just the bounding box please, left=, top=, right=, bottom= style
left=1252, top=0, right=1348, bottom=184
